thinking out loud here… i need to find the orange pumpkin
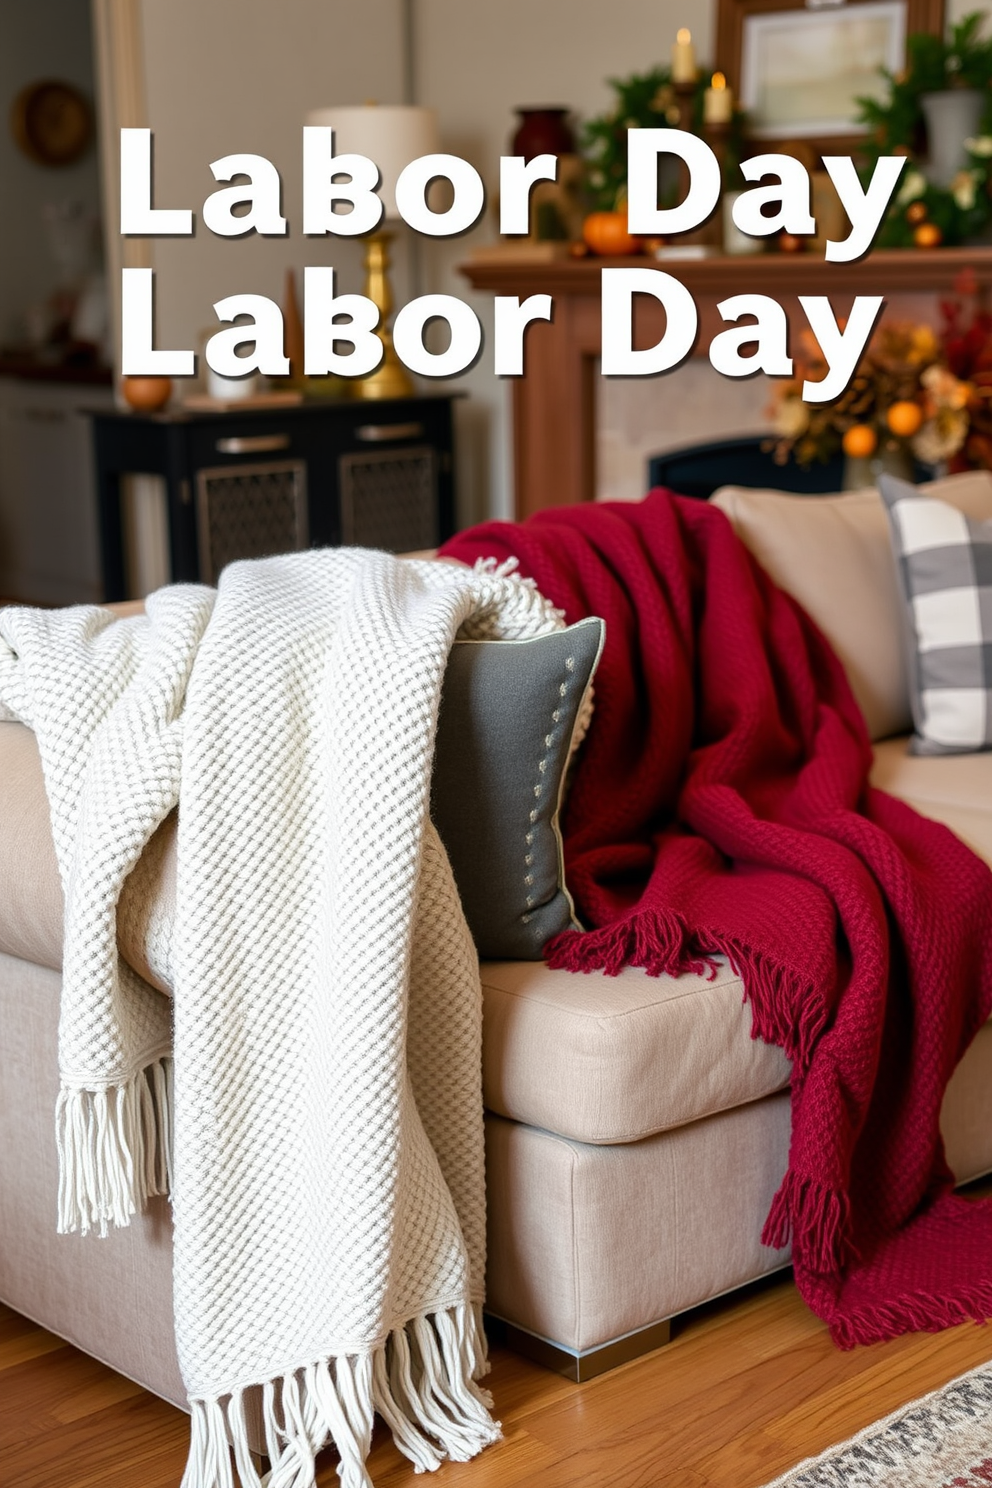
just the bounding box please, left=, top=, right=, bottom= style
left=121, top=376, right=172, bottom=413
left=582, top=211, right=641, bottom=257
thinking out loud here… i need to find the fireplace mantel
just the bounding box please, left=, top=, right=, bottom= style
left=460, top=247, right=992, bottom=519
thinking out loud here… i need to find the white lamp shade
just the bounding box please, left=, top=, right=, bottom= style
left=305, top=104, right=440, bottom=219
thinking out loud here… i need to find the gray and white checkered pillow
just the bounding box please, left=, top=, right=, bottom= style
left=879, top=473, right=992, bottom=755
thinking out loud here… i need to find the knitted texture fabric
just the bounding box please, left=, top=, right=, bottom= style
left=441, top=490, right=992, bottom=1348
left=0, top=549, right=563, bottom=1487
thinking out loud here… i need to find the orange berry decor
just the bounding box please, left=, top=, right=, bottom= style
left=582, top=211, right=640, bottom=257
left=906, top=201, right=928, bottom=225
left=842, top=423, right=878, bottom=459
left=913, top=222, right=943, bottom=248
left=886, top=400, right=924, bottom=438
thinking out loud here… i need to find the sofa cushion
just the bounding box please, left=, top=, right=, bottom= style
left=870, top=735, right=992, bottom=863
left=0, top=721, right=64, bottom=971
left=480, top=958, right=792, bottom=1144
left=712, top=471, right=992, bottom=743
left=879, top=473, right=992, bottom=755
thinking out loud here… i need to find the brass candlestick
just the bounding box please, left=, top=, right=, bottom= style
left=671, top=80, right=721, bottom=249
left=673, top=78, right=696, bottom=135
left=357, top=230, right=414, bottom=401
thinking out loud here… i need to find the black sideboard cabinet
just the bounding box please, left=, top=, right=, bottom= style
left=90, top=393, right=458, bottom=600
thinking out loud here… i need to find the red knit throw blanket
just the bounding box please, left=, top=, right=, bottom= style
left=442, top=490, right=992, bottom=1347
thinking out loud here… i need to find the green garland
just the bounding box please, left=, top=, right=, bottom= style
left=582, top=66, right=746, bottom=213
left=857, top=12, right=992, bottom=247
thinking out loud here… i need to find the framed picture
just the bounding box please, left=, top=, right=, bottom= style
left=717, top=0, right=945, bottom=157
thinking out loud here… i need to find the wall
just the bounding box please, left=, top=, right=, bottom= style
left=0, top=1, right=103, bottom=346
left=136, top=0, right=407, bottom=361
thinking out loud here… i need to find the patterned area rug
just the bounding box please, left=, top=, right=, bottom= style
left=763, top=1360, right=992, bottom=1487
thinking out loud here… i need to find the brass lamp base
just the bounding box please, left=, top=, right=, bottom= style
left=357, top=230, right=414, bottom=401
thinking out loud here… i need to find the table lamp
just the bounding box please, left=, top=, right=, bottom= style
left=305, top=103, right=440, bottom=400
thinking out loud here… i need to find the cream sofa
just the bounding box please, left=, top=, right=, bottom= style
left=3, top=475, right=992, bottom=1434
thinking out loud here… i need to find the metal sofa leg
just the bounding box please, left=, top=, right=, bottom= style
left=485, top=1314, right=672, bottom=1382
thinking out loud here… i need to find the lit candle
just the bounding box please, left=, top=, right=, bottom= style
left=703, top=71, right=733, bottom=124
left=671, top=27, right=697, bottom=84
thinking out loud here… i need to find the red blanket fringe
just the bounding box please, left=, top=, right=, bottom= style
left=761, top=1170, right=852, bottom=1275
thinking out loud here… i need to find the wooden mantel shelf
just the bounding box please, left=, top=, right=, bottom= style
left=459, top=247, right=992, bottom=520
left=461, top=246, right=992, bottom=299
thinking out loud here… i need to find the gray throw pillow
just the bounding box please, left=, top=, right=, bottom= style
left=879, top=472, right=992, bottom=754
left=431, top=618, right=604, bottom=959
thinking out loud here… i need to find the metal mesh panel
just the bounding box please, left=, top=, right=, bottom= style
left=195, top=461, right=308, bottom=584
left=339, top=446, right=438, bottom=552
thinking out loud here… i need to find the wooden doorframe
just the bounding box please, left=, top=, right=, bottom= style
left=90, top=0, right=152, bottom=386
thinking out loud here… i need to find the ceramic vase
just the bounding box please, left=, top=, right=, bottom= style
left=920, top=89, right=984, bottom=189
left=722, top=192, right=762, bottom=256
left=511, top=107, right=575, bottom=161
left=843, top=442, right=915, bottom=491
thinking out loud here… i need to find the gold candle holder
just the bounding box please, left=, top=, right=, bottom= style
left=357, top=230, right=414, bottom=401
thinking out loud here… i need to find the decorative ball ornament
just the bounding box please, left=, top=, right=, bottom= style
left=886, top=400, right=925, bottom=437
left=913, top=221, right=943, bottom=248
left=843, top=424, right=878, bottom=459
left=778, top=232, right=807, bottom=254
left=906, top=201, right=928, bottom=225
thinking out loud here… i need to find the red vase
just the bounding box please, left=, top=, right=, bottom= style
left=511, top=107, right=575, bottom=161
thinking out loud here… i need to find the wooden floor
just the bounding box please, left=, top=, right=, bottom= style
left=5, top=1251, right=992, bottom=1488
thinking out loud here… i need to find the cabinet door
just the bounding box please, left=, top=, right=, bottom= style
left=329, top=400, right=456, bottom=550
left=0, top=379, right=113, bottom=604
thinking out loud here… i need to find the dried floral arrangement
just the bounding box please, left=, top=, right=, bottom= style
left=769, top=316, right=974, bottom=470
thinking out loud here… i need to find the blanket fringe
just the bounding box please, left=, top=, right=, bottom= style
left=829, top=1280, right=992, bottom=1350
left=181, top=1303, right=501, bottom=1488
left=55, top=1057, right=173, bottom=1237
left=545, top=910, right=720, bottom=981
left=548, top=920, right=827, bottom=1072
left=762, top=1170, right=851, bottom=1275
left=714, top=940, right=829, bottom=1071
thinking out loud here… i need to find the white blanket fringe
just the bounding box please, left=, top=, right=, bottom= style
left=181, top=1306, right=501, bottom=1488
left=55, top=1057, right=173, bottom=1236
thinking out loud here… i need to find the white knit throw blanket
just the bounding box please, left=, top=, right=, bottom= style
left=0, top=549, right=563, bottom=1488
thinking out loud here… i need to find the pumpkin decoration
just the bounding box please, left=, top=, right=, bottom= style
left=582, top=211, right=640, bottom=257
left=121, top=376, right=172, bottom=413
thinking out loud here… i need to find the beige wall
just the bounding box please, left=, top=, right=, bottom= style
left=135, top=0, right=407, bottom=361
